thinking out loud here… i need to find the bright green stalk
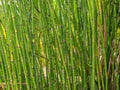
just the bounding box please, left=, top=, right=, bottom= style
left=87, top=0, right=97, bottom=90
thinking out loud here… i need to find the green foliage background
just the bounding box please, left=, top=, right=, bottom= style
left=0, top=0, right=120, bottom=90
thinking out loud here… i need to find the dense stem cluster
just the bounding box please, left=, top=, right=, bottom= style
left=0, top=0, right=120, bottom=90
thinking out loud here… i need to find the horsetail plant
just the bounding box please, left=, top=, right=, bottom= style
left=0, top=0, right=120, bottom=90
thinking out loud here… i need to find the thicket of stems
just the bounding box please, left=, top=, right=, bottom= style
left=0, top=0, right=120, bottom=90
